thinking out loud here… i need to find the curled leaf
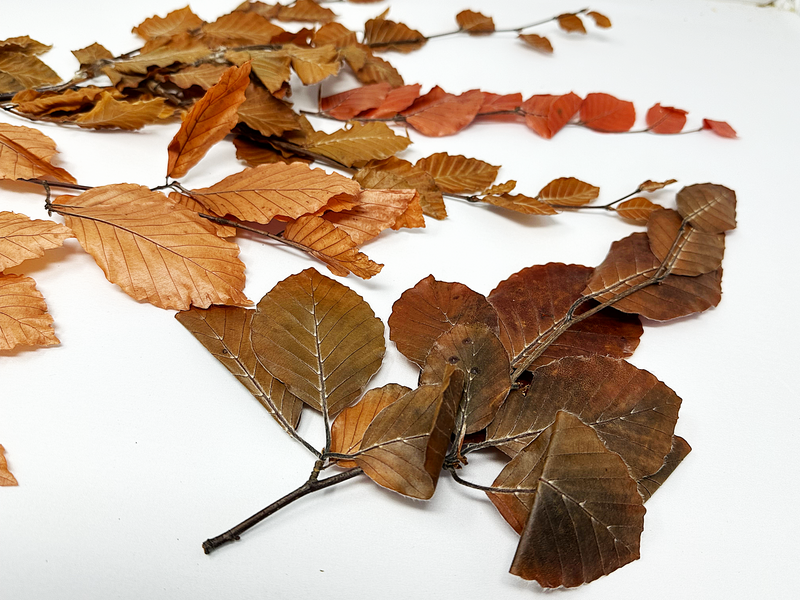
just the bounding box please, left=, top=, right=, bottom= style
left=702, top=118, right=737, bottom=138
left=0, top=211, right=73, bottom=271
left=638, top=436, right=692, bottom=501
left=0, top=52, right=60, bottom=90
left=456, top=10, right=495, bottom=34
left=76, top=93, right=167, bottom=130
left=0, top=123, right=76, bottom=184
left=639, top=179, right=677, bottom=192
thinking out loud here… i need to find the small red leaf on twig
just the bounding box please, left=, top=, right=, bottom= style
left=580, top=93, right=635, bottom=132
left=702, top=118, right=737, bottom=138
left=646, top=104, right=688, bottom=134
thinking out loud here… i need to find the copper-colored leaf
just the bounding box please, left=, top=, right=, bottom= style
left=354, top=369, right=462, bottom=499
left=71, top=42, right=113, bottom=67
left=521, top=93, right=582, bottom=139
left=354, top=156, right=446, bottom=219
left=55, top=184, right=249, bottom=310
left=0, top=52, right=59, bottom=92
left=0, top=36, right=51, bottom=56
left=314, top=22, right=358, bottom=47
left=585, top=232, right=723, bottom=320
left=364, top=18, right=426, bottom=53
left=0, top=211, right=73, bottom=271
left=402, top=87, right=483, bottom=137
left=675, top=183, right=737, bottom=233
left=320, top=82, right=392, bottom=120
left=702, top=118, right=737, bottom=138
left=478, top=92, right=523, bottom=115
left=483, top=193, right=558, bottom=215
left=518, top=34, right=553, bottom=54
left=493, top=411, right=645, bottom=588
left=538, top=177, right=599, bottom=206
left=488, top=263, right=643, bottom=369
left=175, top=305, right=304, bottom=432
left=388, top=275, right=499, bottom=367
left=557, top=13, right=587, bottom=34
left=284, top=44, right=340, bottom=85
left=420, top=323, right=511, bottom=434
left=323, top=188, right=423, bottom=245
left=190, top=162, right=360, bottom=224
left=647, top=209, right=725, bottom=276
left=0, top=273, right=59, bottom=350
left=229, top=50, right=292, bottom=94
left=14, top=87, right=109, bottom=117
left=640, top=178, right=677, bottom=192
left=330, top=383, right=410, bottom=467
left=615, top=197, right=663, bottom=224
left=580, top=92, right=636, bottom=133
left=202, top=11, right=283, bottom=47
left=76, top=93, right=167, bottom=130
left=0, top=444, right=18, bottom=486
left=132, top=6, right=205, bottom=40
left=233, top=135, right=312, bottom=167
left=282, top=216, right=383, bottom=279
left=168, top=191, right=236, bottom=237
left=638, top=435, right=691, bottom=501
left=359, top=84, right=421, bottom=118
left=587, top=11, right=612, bottom=28
left=646, top=103, right=688, bottom=134
left=167, top=64, right=229, bottom=90
left=484, top=180, right=517, bottom=195
left=250, top=268, right=385, bottom=418
left=234, top=1, right=281, bottom=19
left=113, top=44, right=211, bottom=76
left=415, top=153, right=499, bottom=194
left=305, top=121, right=411, bottom=168
left=456, top=10, right=495, bottom=34
left=237, top=85, right=301, bottom=137
left=277, top=0, right=336, bottom=23
left=349, top=47, right=404, bottom=87
left=167, top=62, right=251, bottom=179
left=0, top=122, right=76, bottom=184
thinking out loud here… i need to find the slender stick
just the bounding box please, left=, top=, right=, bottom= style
left=448, top=467, right=538, bottom=494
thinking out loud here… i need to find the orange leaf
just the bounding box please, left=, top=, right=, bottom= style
left=478, top=92, right=523, bottom=115
left=0, top=122, right=76, bottom=184
left=518, top=34, right=553, bottom=54
left=456, top=10, right=495, bottom=34
left=167, top=62, right=251, bottom=179
left=0, top=273, right=59, bottom=350
left=320, top=82, right=393, bottom=119
left=702, top=118, right=737, bottom=138
left=323, top=188, right=423, bottom=245
left=521, top=93, right=581, bottom=139
left=359, top=84, right=421, bottom=118
left=646, top=103, right=687, bottom=134
left=580, top=93, right=636, bottom=132
left=364, top=18, right=426, bottom=53
left=0, top=211, right=73, bottom=270
left=403, top=87, right=483, bottom=137
left=538, top=177, right=599, bottom=206
left=277, top=0, right=336, bottom=24
left=615, top=197, right=664, bottom=224
left=167, top=64, right=230, bottom=90
left=132, top=6, right=204, bottom=40
left=587, top=11, right=612, bottom=28
left=168, top=192, right=237, bottom=237
left=0, top=444, right=18, bottom=486
left=76, top=93, right=167, bottom=130
left=237, top=84, right=301, bottom=137
left=314, top=22, right=358, bottom=47
left=415, top=152, right=499, bottom=194
left=354, top=156, right=446, bottom=220
left=201, top=11, right=284, bottom=47
left=557, top=13, right=587, bottom=34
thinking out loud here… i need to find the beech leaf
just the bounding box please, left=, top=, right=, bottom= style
left=233, top=51, right=292, bottom=93
left=0, top=444, right=17, bottom=486
left=167, top=64, right=230, bottom=90
left=284, top=45, right=341, bottom=85
left=0, top=122, right=76, bottom=184
left=646, top=103, right=688, bottom=134
left=322, top=188, right=423, bottom=245
left=348, top=48, right=405, bottom=87
left=415, top=152, right=499, bottom=194
left=518, top=34, right=553, bottom=54
left=0, top=211, right=73, bottom=271
left=277, top=0, right=336, bottom=24
left=587, top=11, right=612, bottom=28
left=359, top=84, right=422, bottom=118
left=580, top=93, right=636, bottom=133
left=537, top=177, right=599, bottom=206
left=354, top=156, right=446, bottom=220
left=305, top=121, right=411, bottom=168
left=320, top=82, right=393, bottom=120
left=521, top=93, right=582, bottom=139
left=478, top=92, right=523, bottom=115
left=483, top=193, right=558, bottom=215
left=456, top=10, right=495, bottom=34
left=402, top=87, right=483, bottom=137
left=702, top=118, right=737, bottom=138
left=638, top=435, right=692, bottom=501
left=14, top=87, right=109, bottom=117
left=557, top=14, right=587, bottom=34
left=132, top=6, right=204, bottom=40
left=0, top=36, right=51, bottom=56
left=249, top=268, right=385, bottom=418
left=237, top=84, right=301, bottom=138
left=113, top=44, right=211, bottom=76
left=675, top=183, right=737, bottom=233
left=364, top=18, right=426, bottom=53
left=647, top=209, right=725, bottom=276
left=71, top=42, right=113, bottom=67
left=0, top=52, right=60, bottom=90
left=201, top=12, right=283, bottom=47
left=640, top=178, right=677, bottom=192
left=615, top=197, right=664, bottom=224
left=233, top=136, right=312, bottom=167
left=0, top=273, right=59, bottom=350
left=314, top=22, right=358, bottom=47
left=168, top=192, right=236, bottom=237
left=76, top=93, right=167, bottom=130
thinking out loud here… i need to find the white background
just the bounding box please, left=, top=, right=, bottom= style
left=1, top=1, right=798, bottom=598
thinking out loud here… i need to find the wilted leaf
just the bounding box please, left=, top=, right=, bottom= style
left=488, top=263, right=642, bottom=369
left=702, top=118, right=737, bottom=138
left=167, top=63, right=230, bottom=90
left=330, top=383, right=411, bottom=467
left=167, top=62, right=251, bottom=179
left=580, top=93, right=636, bottom=133
left=282, top=216, right=383, bottom=279
left=349, top=47, right=404, bottom=87
left=415, top=153, right=499, bottom=194
left=168, top=191, right=236, bottom=237
left=355, top=156, right=446, bottom=219
left=0, top=211, right=73, bottom=270
left=323, top=188, right=423, bottom=245
left=0, top=273, right=59, bottom=350
left=521, top=93, right=582, bottom=139
left=484, top=180, right=516, bottom=195
left=615, top=197, right=663, bottom=224
left=587, top=11, right=612, bottom=28
left=518, top=34, right=553, bottom=54
left=76, top=93, right=167, bottom=130
left=359, top=84, right=421, bottom=118
left=314, top=22, right=358, bottom=47
left=277, top=0, right=336, bottom=23
left=364, top=17, right=426, bottom=53
left=402, top=87, right=483, bottom=137
left=175, top=305, right=304, bottom=432
left=305, top=121, right=411, bottom=168
left=234, top=1, right=281, bottom=19
left=250, top=268, right=385, bottom=418
left=232, top=135, right=312, bottom=167
left=284, top=44, right=340, bottom=85
left=237, top=85, right=301, bottom=137
left=232, top=50, right=292, bottom=93
left=482, top=193, right=558, bottom=215
left=13, top=87, right=108, bottom=117
left=0, top=122, right=76, bottom=184
left=190, top=162, right=360, bottom=224
left=113, top=44, right=211, bottom=76
left=640, top=179, right=677, bottom=192
left=71, top=42, right=113, bottom=67
left=354, top=368, right=462, bottom=499
left=54, top=184, right=249, bottom=310
left=389, top=275, right=499, bottom=367
left=456, top=10, right=495, bottom=34
left=320, top=82, right=392, bottom=120
left=201, top=11, right=283, bottom=47
left=0, top=444, right=17, bottom=486
left=638, top=435, right=691, bottom=501
left=675, top=183, right=737, bottom=233
left=538, top=177, right=599, bottom=206
left=557, top=13, right=587, bottom=34
left=646, top=103, right=687, bottom=134
left=132, top=6, right=205, bottom=40
left=0, top=36, right=51, bottom=56
left=647, top=209, right=725, bottom=276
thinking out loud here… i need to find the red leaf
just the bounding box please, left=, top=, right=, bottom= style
left=580, top=93, right=636, bottom=132
left=521, top=93, right=582, bottom=139
left=703, top=118, right=737, bottom=138
left=320, top=83, right=392, bottom=120
left=359, top=84, right=421, bottom=118
left=646, top=103, right=687, bottom=134
left=402, top=87, right=483, bottom=137
left=478, top=92, right=522, bottom=115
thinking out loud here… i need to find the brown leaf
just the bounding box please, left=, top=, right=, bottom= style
left=0, top=122, right=76, bottom=184
left=167, top=64, right=230, bottom=90
left=71, top=42, right=113, bottom=67
left=488, top=263, right=642, bottom=369
left=647, top=209, right=725, bottom=276
left=0, top=444, right=18, bottom=486
left=167, top=62, right=251, bottom=178
left=518, top=34, right=553, bottom=54
left=557, top=13, right=587, bottom=34
left=402, top=87, right=483, bottom=137
left=54, top=184, right=249, bottom=310
left=284, top=44, right=340, bottom=85
left=168, top=191, right=236, bottom=237
left=314, top=22, right=358, bottom=47
left=76, top=93, right=167, bottom=130
left=478, top=92, right=523, bottom=115
left=277, top=0, right=336, bottom=23
left=0, top=52, right=60, bottom=90
left=0, top=36, right=51, bottom=56
left=354, top=157, right=446, bottom=219
left=320, top=82, right=392, bottom=120
left=587, top=11, right=612, bottom=28
left=348, top=47, right=404, bottom=87
left=420, top=323, right=511, bottom=434
left=132, top=6, right=205, bottom=40
left=234, top=1, right=281, bottom=19
left=282, top=216, right=383, bottom=279
left=494, top=411, right=645, bottom=588
left=389, top=275, right=499, bottom=367
left=305, top=121, right=411, bottom=168
left=484, top=180, right=517, bottom=195
left=175, top=305, right=304, bottom=432
left=580, top=93, right=636, bottom=133
left=113, top=44, right=211, bottom=76
left=364, top=18, right=426, bottom=53
left=237, top=85, right=301, bottom=138
left=415, top=153, right=499, bottom=194
left=228, top=50, right=292, bottom=94
left=646, top=103, right=688, bottom=134
left=640, top=179, right=677, bottom=192
left=638, top=435, right=691, bottom=501
left=585, top=232, right=723, bottom=321
left=190, top=162, right=360, bottom=224
left=330, top=383, right=411, bottom=467
left=232, top=135, right=312, bottom=167
left=702, top=118, right=737, bottom=138
left=354, top=368, right=463, bottom=499
left=675, top=183, right=737, bottom=233
left=456, top=10, right=495, bottom=34
left=323, top=188, right=423, bottom=245
left=201, top=11, right=283, bottom=47
left=521, top=93, right=582, bottom=139
left=0, top=211, right=73, bottom=271
left=615, top=197, right=663, bottom=224
left=250, top=268, right=385, bottom=417
left=359, top=84, right=421, bottom=118
left=482, top=193, right=558, bottom=215
left=13, top=87, right=109, bottom=117
left=0, top=273, right=59, bottom=350
left=538, top=177, right=599, bottom=206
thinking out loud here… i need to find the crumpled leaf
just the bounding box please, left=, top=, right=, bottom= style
left=557, top=13, right=587, bottom=34
left=456, top=10, right=495, bottom=34
left=587, top=11, right=612, bottom=28
left=346, top=46, right=404, bottom=87
left=305, top=121, right=411, bottom=168
left=0, top=273, right=59, bottom=350
left=166, top=63, right=229, bottom=90
left=132, top=6, right=205, bottom=41
left=359, top=84, right=421, bottom=118
left=284, top=44, right=340, bottom=85
left=364, top=17, right=426, bottom=53
left=647, top=209, right=725, bottom=276
left=0, top=211, right=73, bottom=271
left=521, top=93, right=582, bottom=139
left=323, top=188, right=423, bottom=245
left=237, top=84, right=301, bottom=138
left=355, top=156, right=446, bottom=219
left=0, top=444, right=18, bottom=486
left=76, top=93, right=167, bottom=130
left=580, top=93, right=636, bottom=133
left=249, top=268, right=385, bottom=418
left=13, top=87, right=109, bottom=117
left=615, top=197, right=663, bottom=224
left=201, top=11, right=283, bottom=47
left=71, top=42, right=113, bottom=67
left=320, top=82, right=393, bottom=120
left=276, top=0, right=336, bottom=24
left=0, top=36, right=51, bottom=56
left=482, top=193, right=558, bottom=215
left=646, top=103, right=688, bottom=134
left=702, top=118, right=737, bottom=138
left=0, top=122, right=76, bottom=184
left=518, top=34, right=553, bottom=54
left=402, top=87, right=483, bottom=136
left=640, top=178, right=677, bottom=192
left=638, top=435, right=691, bottom=501
left=538, top=177, right=599, bottom=206
left=0, top=52, right=60, bottom=91
left=54, top=184, right=250, bottom=310
left=675, top=183, right=737, bottom=233
left=415, top=152, right=499, bottom=194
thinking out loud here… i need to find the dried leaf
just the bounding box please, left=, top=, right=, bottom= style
left=646, top=103, right=688, bottom=134
left=277, top=0, right=336, bottom=23
left=167, top=63, right=230, bottom=90
left=702, top=118, right=737, bottom=138
left=167, top=62, right=251, bottom=178
left=640, top=179, right=677, bottom=192
left=237, top=85, right=301, bottom=137
left=0, top=211, right=73, bottom=270
left=354, top=369, right=462, bottom=499
left=364, top=18, right=426, bottom=53
left=519, top=34, right=553, bottom=54
left=202, top=11, right=283, bottom=47
left=354, top=157, right=446, bottom=219
left=323, top=188, right=423, bottom=245
left=76, top=93, right=167, bottom=130
left=330, top=383, right=411, bottom=467
left=415, top=153, right=499, bottom=194
left=234, top=1, right=281, bottom=19
left=484, top=180, right=516, bottom=195
left=0, top=52, right=60, bottom=90
left=168, top=191, right=236, bottom=237
left=132, top=6, right=205, bottom=40
left=647, top=209, right=725, bottom=276
left=0, top=273, right=59, bottom=350
left=175, top=305, right=304, bottom=432
left=314, top=22, right=358, bottom=47
left=388, top=275, right=499, bottom=367
left=231, top=50, right=292, bottom=94
left=580, top=92, right=636, bottom=133
left=615, top=197, right=663, bottom=224
left=250, top=268, right=385, bottom=417
left=359, top=84, right=421, bottom=118
left=55, top=184, right=249, bottom=310
left=482, top=193, right=558, bottom=215
left=0, top=36, right=51, bottom=56
left=305, top=121, right=411, bottom=168
left=0, top=122, right=76, bottom=184
left=675, top=183, right=737, bottom=233
left=538, top=177, right=599, bottom=206
left=233, top=135, right=312, bottom=167
left=284, top=44, right=340, bottom=85
left=113, top=45, right=211, bottom=76
left=456, top=10, right=495, bottom=34
left=282, top=216, right=383, bottom=279
left=71, top=42, right=113, bottom=67
left=320, top=83, right=392, bottom=120
left=0, top=444, right=17, bottom=486
left=557, top=13, right=587, bottom=34
left=521, top=93, right=582, bottom=139
left=488, top=263, right=642, bottom=369
left=190, top=162, right=360, bottom=224
left=349, top=48, right=404, bottom=87
left=402, top=87, right=483, bottom=137
left=478, top=92, right=523, bottom=115
left=638, top=436, right=691, bottom=501
left=13, top=87, right=108, bottom=117
left=587, top=11, right=612, bottom=28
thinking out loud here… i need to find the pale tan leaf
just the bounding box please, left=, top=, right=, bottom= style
left=277, top=0, right=336, bottom=23
left=76, top=93, right=167, bottom=130
left=0, top=211, right=73, bottom=270
left=647, top=209, right=725, bottom=276
left=168, top=191, right=237, bottom=237
left=202, top=12, right=284, bottom=47
left=675, top=183, right=737, bottom=233
left=538, top=177, right=599, bottom=206
left=166, top=63, right=229, bottom=90
left=305, top=121, right=411, bottom=168
left=234, top=1, right=281, bottom=19
left=519, top=34, right=553, bottom=54
left=482, top=193, right=558, bottom=215
left=615, top=197, right=663, bottom=224
left=167, top=62, right=251, bottom=179
left=456, top=10, right=495, bottom=34
left=132, top=6, right=205, bottom=40
left=364, top=18, right=426, bottom=53
left=415, top=152, right=499, bottom=194
left=0, top=273, right=59, bottom=350
left=0, top=122, right=76, bottom=184
left=54, top=184, right=249, bottom=310
left=232, top=136, right=312, bottom=167
left=323, top=188, right=422, bottom=245
left=0, top=52, right=60, bottom=89
left=237, top=84, right=301, bottom=137
left=355, top=157, right=446, bottom=219
left=284, top=44, right=340, bottom=85
left=71, top=42, right=113, bottom=67
left=557, top=13, right=587, bottom=34
left=0, top=444, right=18, bottom=486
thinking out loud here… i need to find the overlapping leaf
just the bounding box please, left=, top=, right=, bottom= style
left=521, top=93, right=581, bottom=138
left=0, top=123, right=76, bottom=183
left=201, top=11, right=283, bottom=47
left=320, top=82, right=393, bottom=120
left=402, top=87, right=484, bottom=136
left=638, top=436, right=692, bottom=501
left=305, top=121, right=411, bottom=168
left=0, top=211, right=73, bottom=270
left=237, top=85, right=301, bottom=137
left=322, top=188, right=423, bottom=245
left=415, top=153, right=499, bottom=194
left=0, top=52, right=60, bottom=91
left=676, top=183, right=737, bottom=233
left=647, top=209, right=725, bottom=276
left=354, top=157, right=446, bottom=219
left=0, top=273, right=59, bottom=350
left=132, top=6, right=204, bottom=40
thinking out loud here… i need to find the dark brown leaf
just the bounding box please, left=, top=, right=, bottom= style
left=638, top=435, right=691, bottom=501
left=647, top=209, right=725, bottom=276
left=232, top=135, right=312, bottom=167
left=675, top=183, right=737, bottom=233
